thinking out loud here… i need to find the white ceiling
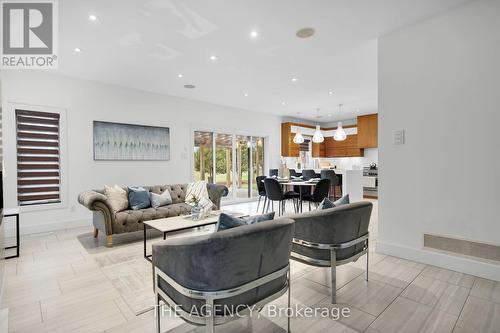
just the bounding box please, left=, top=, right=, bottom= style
left=57, top=0, right=472, bottom=122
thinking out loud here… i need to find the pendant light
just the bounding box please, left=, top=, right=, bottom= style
left=293, top=128, right=304, bottom=144
left=334, top=104, right=347, bottom=141
left=312, top=108, right=324, bottom=143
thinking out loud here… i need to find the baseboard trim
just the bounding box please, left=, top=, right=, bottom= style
left=4, top=218, right=92, bottom=237
left=376, top=240, right=500, bottom=282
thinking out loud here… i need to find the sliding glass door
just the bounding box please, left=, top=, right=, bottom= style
left=215, top=133, right=233, bottom=198
left=193, top=131, right=265, bottom=201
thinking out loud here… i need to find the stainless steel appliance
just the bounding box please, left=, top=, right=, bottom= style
left=363, top=166, right=378, bottom=198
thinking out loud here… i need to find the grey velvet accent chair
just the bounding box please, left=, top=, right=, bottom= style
left=152, top=217, right=295, bottom=333
left=290, top=201, right=373, bottom=303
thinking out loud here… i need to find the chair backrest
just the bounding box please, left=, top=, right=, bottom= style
left=256, top=176, right=266, bottom=194
left=301, top=169, right=316, bottom=180
left=269, top=169, right=279, bottom=177
left=290, top=201, right=373, bottom=262
left=153, top=217, right=295, bottom=313
left=320, top=169, right=338, bottom=186
left=289, top=169, right=297, bottom=177
left=313, top=178, right=330, bottom=201
left=264, top=178, right=284, bottom=201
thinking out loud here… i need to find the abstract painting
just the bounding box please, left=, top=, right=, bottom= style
left=93, top=121, right=170, bottom=160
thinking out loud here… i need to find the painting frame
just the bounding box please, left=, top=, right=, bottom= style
left=93, top=121, right=170, bottom=161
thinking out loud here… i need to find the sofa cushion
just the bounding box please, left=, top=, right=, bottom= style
left=150, top=190, right=172, bottom=208
left=104, top=185, right=129, bottom=213
left=185, top=181, right=213, bottom=211
left=216, top=212, right=275, bottom=231
left=333, top=194, right=350, bottom=206
left=128, top=187, right=151, bottom=210
left=317, top=198, right=335, bottom=210
left=114, top=203, right=191, bottom=233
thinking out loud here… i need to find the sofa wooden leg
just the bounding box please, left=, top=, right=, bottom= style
left=93, top=227, right=99, bottom=238
left=106, top=235, right=113, bottom=247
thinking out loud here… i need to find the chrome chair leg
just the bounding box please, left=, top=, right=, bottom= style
left=156, top=294, right=161, bottom=333
left=330, top=249, right=337, bottom=304
left=366, top=239, right=369, bottom=281
left=262, top=197, right=268, bottom=214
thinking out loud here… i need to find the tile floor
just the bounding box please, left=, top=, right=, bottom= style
left=1, top=199, right=499, bottom=333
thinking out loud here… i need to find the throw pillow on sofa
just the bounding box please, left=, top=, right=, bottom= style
left=150, top=190, right=172, bottom=208
left=128, top=187, right=151, bottom=210
left=317, top=194, right=350, bottom=210
left=104, top=185, right=129, bottom=213
left=216, top=212, right=275, bottom=231
left=185, top=180, right=214, bottom=211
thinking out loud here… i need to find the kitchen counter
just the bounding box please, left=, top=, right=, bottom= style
left=295, top=168, right=364, bottom=202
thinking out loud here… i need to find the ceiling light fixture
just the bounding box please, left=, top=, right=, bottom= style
left=291, top=77, right=298, bottom=82
left=88, top=14, right=98, bottom=21
left=74, top=47, right=81, bottom=52
left=177, top=74, right=183, bottom=78
left=281, top=101, right=286, bottom=106
left=329, top=91, right=334, bottom=95
left=244, top=93, right=249, bottom=97
left=312, top=108, right=324, bottom=143
left=184, top=84, right=195, bottom=89
left=293, top=128, right=304, bottom=144
left=334, top=104, right=347, bottom=141
left=209, top=55, right=218, bottom=61
left=249, top=30, right=259, bottom=38
left=296, top=27, right=315, bottom=38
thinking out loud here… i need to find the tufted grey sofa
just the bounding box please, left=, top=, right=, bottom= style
left=78, top=183, right=228, bottom=246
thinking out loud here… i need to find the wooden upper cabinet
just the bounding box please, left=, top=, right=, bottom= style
left=357, top=114, right=378, bottom=148
left=324, top=135, right=364, bottom=157
left=281, top=123, right=299, bottom=157
left=311, top=142, right=325, bottom=158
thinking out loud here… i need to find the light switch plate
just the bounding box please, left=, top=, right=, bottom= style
left=393, top=130, right=405, bottom=145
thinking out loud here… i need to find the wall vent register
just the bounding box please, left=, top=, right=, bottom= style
left=16, top=110, right=61, bottom=206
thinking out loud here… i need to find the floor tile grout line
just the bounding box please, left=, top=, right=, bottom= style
left=450, top=285, right=472, bottom=333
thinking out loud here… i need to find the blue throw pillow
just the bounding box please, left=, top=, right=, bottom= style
left=216, top=212, right=275, bottom=231
left=128, top=187, right=151, bottom=210
left=317, top=198, right=335, bottom=210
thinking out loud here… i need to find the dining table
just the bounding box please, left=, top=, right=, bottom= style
left=264, top=178, right=319, bottom=213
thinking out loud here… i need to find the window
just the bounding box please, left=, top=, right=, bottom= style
left=193, top=131, right=265, bottom=201
left=16, top=109, right=61, bottom=206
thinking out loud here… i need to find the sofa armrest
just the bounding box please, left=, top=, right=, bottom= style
left=78, top=190, right=108, bottom=210
left=78, top=190, right=115, bottom=235
left=207, top=184, right=228, bottom=210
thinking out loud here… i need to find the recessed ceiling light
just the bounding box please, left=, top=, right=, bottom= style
left=184, top=84, right=195, bottom=89
left=249, top=30, right=259, bottom=38
left=177, top=74, right=183, bottom=78
left=244, top=93, right=249, bottom=97
left=329, top=91, right=334, bottom=95
left=296, top=27, right=315, bottom=38
left=281, top=101, right=286, bottom=106
left=291, top=77, right=298, bottom=82
left=88, top=14, right=98, bottom=21
left=74, top=47, right=81, bottom=52
left=209, top=55, right=218, bottom=61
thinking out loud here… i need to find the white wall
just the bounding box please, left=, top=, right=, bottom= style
left=378, top=0, right=500, bottom=280
left=0, top=71, right=282, bottom=235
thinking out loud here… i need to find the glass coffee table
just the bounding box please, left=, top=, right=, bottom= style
left=143, top=210, right=245, bottom=262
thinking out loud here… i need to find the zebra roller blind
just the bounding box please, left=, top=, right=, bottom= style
left=16, top=109, right=61, bottom=206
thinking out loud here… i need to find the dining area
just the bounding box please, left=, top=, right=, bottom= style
left=256, top=168, right=349, bottom=215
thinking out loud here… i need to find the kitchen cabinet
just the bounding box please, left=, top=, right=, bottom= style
left=357, top=114, right=378, bottom=148
left=281, top=123, right=299, bottom=157
left=311, top=142, right=325, bottom=157
left=325, top=136, right=364, bottom=157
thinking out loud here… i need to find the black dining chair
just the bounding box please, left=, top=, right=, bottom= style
left=289, top=169, right=302, bottom=178
left=264, top=178, right=299, bottom=215
left=256, top=175, right=267, bottom=213
left=320, top=169, right=340, bottom=200
left=269, top=169, right=279, bottom=177
left=302, top=178, right=331, bottom=211
left=301, top=169, right=316, bottom=181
